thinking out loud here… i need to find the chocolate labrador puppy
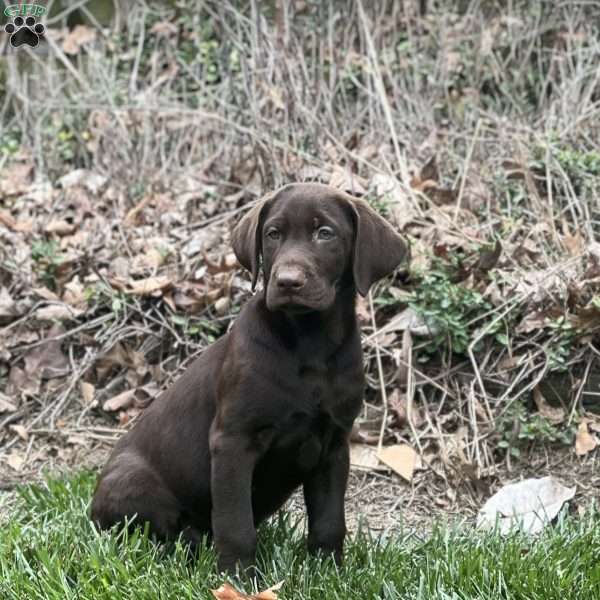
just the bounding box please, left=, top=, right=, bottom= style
left=91, top=182, right=409, bottom=572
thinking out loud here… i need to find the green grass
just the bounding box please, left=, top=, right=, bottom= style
left=0, top=474, right=599, bottom=599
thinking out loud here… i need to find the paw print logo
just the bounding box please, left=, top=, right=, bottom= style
left=4, top=15, right=45, bottom=48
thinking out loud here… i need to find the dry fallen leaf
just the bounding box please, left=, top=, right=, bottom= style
left=533, top=386, right=565, bottom=425
left=0, top=210, right=18, bottom=229
left=355, top=295, right=370, bottom=324
left=328, top=165, right=367, bottom=196
left=0, top=287, right=20, bottom=325
left=0, top=393, right=17, bottom=413
left=0, top=162, right=32, bottom=197
left=211, top=581, right=283, bottom=600
left=477, top=476, right=575, bottom=534
left=424, top=186, right=457, bottom=206
left=109, top=275, right=173, bottom=296
left=94, top=343, right=134, bottom=382
left=378, top=307, right=436, bottom=337
left=150, top=21, right=178, bottom=36
left=562, top=231, right=585, bottom=257
left=44, top=219, right=76, bottom=236
left=9, top=424, right=28, bottom=441
left=212, top=585, right=250, bottom=600
left=420, top=156, right=440, bottom=182
left=8, top=365, right=40, bottom=397
left=32, top=287, right=61, bottom=302
left=350, top=443, right=385, bottom=471
left=20, top=208, right=45, bottom=232
left=58, top=168, right=107, bottom=193
left=62, top=25, right=97, bottom=55
left=515, top=311, right=550, bottom=334
left=63, top=277, right=87, bottom=309
left=66, top=434, right=89, bottom=447
left=6, top=452, right=25, bottom=472
left=103, top=386, right=156, bottom=413
left=35, top=303, right=83, bottom=321
left=204, top=252, right=239, bottom=275
left=575, top=420, right=599, bottom=456
left=132, top=246, right=167, bottom=272
left=24, top=324, right=70, bottom=379
left=103, top=389, right=137, bottom=412
left=80, top=381, right=95, bottom=405
left=410, top=156, right=439, bottom=191
left=377, top=444, right=418, bottom=482
left=172, top=281, right=222, bottom=313
left=124, top=195, right=154, bottom=226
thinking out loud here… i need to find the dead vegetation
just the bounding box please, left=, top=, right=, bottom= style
left=1, top=1, right=599, bottom=516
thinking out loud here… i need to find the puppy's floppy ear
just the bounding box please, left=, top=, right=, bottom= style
left=349, top=197, right=410, bottom=296
left=231, top=193, right=274, bottom=290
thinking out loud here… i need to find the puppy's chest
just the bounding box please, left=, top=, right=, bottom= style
left=270, top=410, right=332, bottom=472
left=267, top=359, right=362, bottom=471
left=296, top=355, right=361, bottom=425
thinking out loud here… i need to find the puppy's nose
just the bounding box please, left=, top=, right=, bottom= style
left=276, top=266, right=307, bottom=292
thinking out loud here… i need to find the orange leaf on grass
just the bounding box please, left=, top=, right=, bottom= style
left=211, top=581, right=283, bottom=600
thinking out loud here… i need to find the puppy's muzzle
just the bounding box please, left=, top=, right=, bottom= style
left=275, top=265, right=307, bottom=293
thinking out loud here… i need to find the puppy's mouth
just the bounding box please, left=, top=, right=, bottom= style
left=266, top=286, right=335, bottom=314
left=273, top=300, right=315, bottom=314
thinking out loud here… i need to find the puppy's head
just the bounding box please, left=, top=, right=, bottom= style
left=232, top=183, right=409, bottom=313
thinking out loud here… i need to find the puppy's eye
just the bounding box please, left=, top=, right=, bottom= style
left=266, top=228, right=281, bottom=241
left=316, top=226, right=335, bottom=241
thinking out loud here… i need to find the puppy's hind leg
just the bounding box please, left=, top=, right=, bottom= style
left=90, top=453, right=182, bottom=542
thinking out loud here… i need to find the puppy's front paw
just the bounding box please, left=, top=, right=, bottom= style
left=217, top=553, right=256, bottom=576
left=307, top=542, right=343, bottom=565
left=215, top=532, right=257, bottom=574
left=307, top=530, right=344, bottom=565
